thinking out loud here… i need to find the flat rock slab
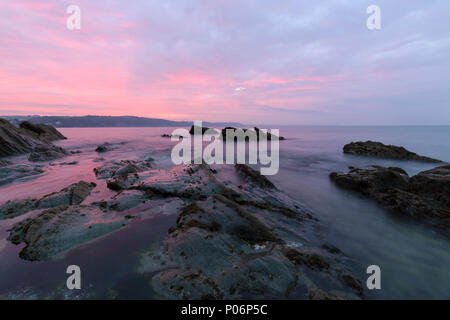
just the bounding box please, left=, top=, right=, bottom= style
left=0, top=181, right=96, bottom=220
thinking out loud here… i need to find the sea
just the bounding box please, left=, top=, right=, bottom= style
left=0, top=126, right=449, bottom=299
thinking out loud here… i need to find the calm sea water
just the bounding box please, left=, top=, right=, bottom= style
left=0, top=126, right=449, bottom=299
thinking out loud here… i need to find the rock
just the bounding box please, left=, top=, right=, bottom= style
left=188, top=125, right=286, bottom=140
left=8, top=205, right=124, bottom=261
left=0, top=159, right=11, bottom=167
left=254, top=127, right=285, bottom=141
left=330, top=165, right=450, bottom=229
left=0, top=118, right=66, bottom=157
left=0, top=164, right=44, bottom=186
left=59, top=161, right=78, bottom=166
left=329, top=166, right=409, bottom=195
left=4, top=160, right=362, bottom=299
left=343, top=141, right=442, bottom=163
left=0, top=181, right=96, bottom=220
left=95, top=143, right=112, bottom=153
left=308, top=288, right=342, bottom=300
left=19, top=121, right=66, bottom=142
left=94, top=160, right=153, bottom=191
left=28, top=145, right=69, bottom=162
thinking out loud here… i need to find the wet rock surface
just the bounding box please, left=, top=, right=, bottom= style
left=94, top=159, right=153, bottom=191
left=8, top=205, right=124, bottom=261
left=188, top=125, right=285, bottom=140
left=343, top=141, right=442, bottom=163
left=28, top=145, right=70, bottom=162
left=4, top=160, right=363, bottom=299
left=330, top=165, right=450, bottom=229
left=0, top=180, right=96, bottom=220
left=19, top=121, right=66, bottom=142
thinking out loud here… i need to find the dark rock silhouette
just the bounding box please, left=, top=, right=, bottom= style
left=343, top=141, right=442, bottom=163
left=330, top=165, right=450, bottom=229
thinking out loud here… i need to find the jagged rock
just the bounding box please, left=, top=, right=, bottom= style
left=188, top=125, right=285, bottom=141
left=330, top=165, right=450, bottom=228
left=0, top=181, right=96, bottom=220
left=28, top=145, right=69, bottom=162
left=0, top=118, right=66, bottom=157
left=221, top=127, right=285, bottom=141
left=0, top=159, right=11, bottom=167
left=308, top=288, right=343, bottom=300
left=95, top=143, right=112, bottom=153
left=343, top=141, right=442, bottom=163
left=189, top=125, right=217, bottom=135
left=235, top=164, right=276, bottom=189
left=19, top=121, right=66, bottom=142
left=94, top=160, right=152, bottom=191
left=8, top=205, right=125, bottom=261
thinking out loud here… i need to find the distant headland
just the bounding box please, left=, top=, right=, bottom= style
left=0, top=115, right=244, bottom=128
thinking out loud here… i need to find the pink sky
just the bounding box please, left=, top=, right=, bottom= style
left=1, top=1, right=449, bottom=125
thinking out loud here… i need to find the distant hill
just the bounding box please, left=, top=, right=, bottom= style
left=1, top=116, right=243, bottom=128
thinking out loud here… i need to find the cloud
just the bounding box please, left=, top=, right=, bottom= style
left=0, top=0, right=449, bottom=124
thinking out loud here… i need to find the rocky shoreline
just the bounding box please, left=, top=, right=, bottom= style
left=1, top=158, right=364, bottom=299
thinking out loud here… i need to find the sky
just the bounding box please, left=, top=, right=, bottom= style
left=0, top=0, right=449, bottom=125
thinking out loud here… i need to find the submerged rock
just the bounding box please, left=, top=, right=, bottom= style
left=0, top=181, right=96, bottom=220
left=188, top=125, right=285, bottom=141
left=0, top=159, right=12, bottom=167
left=28, top=145, right=69, bottom=162
left=189, top=125, right=218, bottom=135
left=19, top=121, right=66, bottom=142
left=94, top=159, right=153, bottom=191
left=95, top=143, right=112, bottom=153
left=343, top=141, right=442, bottom=163
left=221, top=127, right=285, bottom=141
left=330, top=165, right=450, bottom=229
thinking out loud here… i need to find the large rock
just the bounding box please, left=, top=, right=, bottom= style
left=343, top=141, right=442, bottom=163
left=0, top=118, right=66, bottom=157
left=0, top=181, right=96, bottom=220
left=28, top=145, right=69, bottom=162
left=6, top=161, right=362, bottom=299
left=330, top=165, right=450, bottom=228
left=0, top=164, right=44, bottom=186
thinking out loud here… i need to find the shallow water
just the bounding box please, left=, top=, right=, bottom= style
left=0, top=126, right=449, bottom=299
